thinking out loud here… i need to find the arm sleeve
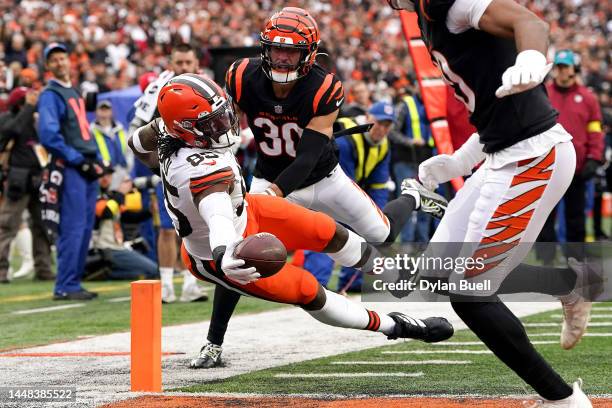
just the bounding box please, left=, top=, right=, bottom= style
left=585, top=91, right=605, bottom=162
left=225, top=58, right=249, bottom=106
left=273, top=128, right=330, bottom=196
left=197, top=192, right=239, bottom=253
left=446, top=0, right=493, bottom=33
left=336, top=137, right=356, bottom=180
left=37, top=91, right=85, bottom=166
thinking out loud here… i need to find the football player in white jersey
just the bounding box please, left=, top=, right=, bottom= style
left=129, top=43, right=207, bottom=303
left=128, top=73, right=454, bottom=352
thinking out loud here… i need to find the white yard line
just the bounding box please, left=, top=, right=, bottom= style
left=106, top=297, right=131, bottom=303
left=524, top=322, right=612, bottom=327
left=330, top=360, right=471, bottom=365
left=550, top=314, right=612, bottom=319
left=382, top=350, right=493, bottom=355
left=274, top=372, right=424, bottom=378
left=592, top=306, right=612, bottom=311
left=431, top=341, right=556, bottom=346
left=11, top=303, right=85, bottom=315
left=529, top=332, right=612, bottom=337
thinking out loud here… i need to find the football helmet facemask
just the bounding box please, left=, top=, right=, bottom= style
left=157, top=74, right=240, bottom=149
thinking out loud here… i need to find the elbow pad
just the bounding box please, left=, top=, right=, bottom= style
left=274, top=128, right=329, bottom=196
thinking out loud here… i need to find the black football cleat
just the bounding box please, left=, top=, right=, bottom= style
left=387, top=312, right=454, bottom=342
left=189, top=342, right=223, bottom=369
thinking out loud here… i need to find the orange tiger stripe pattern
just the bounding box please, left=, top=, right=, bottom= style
left=313, top=74, right=334, bottom=113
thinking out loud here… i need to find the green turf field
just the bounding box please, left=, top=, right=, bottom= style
left=0, top=279, right=283, bottom=350
left=181, top=305, right=612, bottom=396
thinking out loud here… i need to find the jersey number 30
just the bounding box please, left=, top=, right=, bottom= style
left=253, top=117, right=303, bottom=157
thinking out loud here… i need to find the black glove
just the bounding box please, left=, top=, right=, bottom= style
left=78, top=159, right=105, bottom=181
left=581, top=158, right=599, bottom=180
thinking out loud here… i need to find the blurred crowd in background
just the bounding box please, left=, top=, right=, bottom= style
left=0, top=0, right=609, bottom=295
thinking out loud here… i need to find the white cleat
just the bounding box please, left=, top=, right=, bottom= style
left=161, top=284, right=176, bottom=304
left=527, top=379, right=592, bottom=407
left=180, top=283, right=209, bottom=302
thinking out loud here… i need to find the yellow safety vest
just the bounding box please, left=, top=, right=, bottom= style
left=93, top=126, right=127, bottom=164
left=336, top=117, right=389, bottom=190
left=402, top=95, right=434, bottom=147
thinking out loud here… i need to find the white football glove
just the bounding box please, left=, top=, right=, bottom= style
left=418, top=133, right=485, bottom=190
left=495, top=50, right=552, bottom=98
left=220, top=239, right=260, bottom=285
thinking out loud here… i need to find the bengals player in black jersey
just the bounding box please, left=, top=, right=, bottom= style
left=189, top=7, right=449, bottom=370
left=388, top=0, right=593, bottom=406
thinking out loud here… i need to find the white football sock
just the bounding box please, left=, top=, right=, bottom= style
left=160, top=267, right=174, bottom=288
left=305, top=289, right=395, bottom=334
left=182, top=269, right=197, bottom=289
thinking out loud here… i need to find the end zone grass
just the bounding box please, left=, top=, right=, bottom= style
left=180, top=305, right=612, bottom=397
left=0, top=279, right=282, bottom=350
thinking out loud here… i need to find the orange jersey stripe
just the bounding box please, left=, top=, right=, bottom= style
left=465, top=258, right=503, bottom=278
left=313, top=74, right=334, bottom=113
left=234, top=58, right=249, bottom=103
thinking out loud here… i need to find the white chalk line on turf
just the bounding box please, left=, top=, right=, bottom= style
left=550, top=314, right=612, bottom=319
left=430, top=341, right=556, bottom=346
left=274, top=372, right=424, bottom=378
left=592, top=306, right=612, bottom=311
left=529, top=332, right=612, bottom=337
left=330, top=360, right=471, bottom=365
left=107, top=296, right=131, bottom=303
left=382, top=350, right=493, bottom=355
left=11, top=303, right=86, bottom=315
left=524, top=322, right=612, bottom=327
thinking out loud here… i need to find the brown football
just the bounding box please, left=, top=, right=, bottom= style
left=234, top=233, right=287, bottom=278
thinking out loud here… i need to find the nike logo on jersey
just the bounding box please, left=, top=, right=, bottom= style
left=336, top=97, right=345, bottom=107
left=203, top=161, right=217, bottom=166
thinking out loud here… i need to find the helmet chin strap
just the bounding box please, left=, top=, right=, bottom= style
left=271, top=69, right=299, bottom=83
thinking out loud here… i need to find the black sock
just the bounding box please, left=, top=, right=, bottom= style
left=451, top=296, right=572, bottom=400
left=383, top=195, right=416, bottom=243
left=498, top=263, right=577, bottom=296
left=207, top=284, right=241, bottom=346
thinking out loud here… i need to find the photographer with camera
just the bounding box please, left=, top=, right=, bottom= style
left=0, top=87, right=53, bottom=283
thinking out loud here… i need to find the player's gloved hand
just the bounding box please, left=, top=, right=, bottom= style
left=78, top=158, right=105, bottom=181
left=419, top=133, right=484, bottom=190
left=221, top=239, right=260, bottom=285
left=495, top=50, right=552, bottom=98
left=418, top=155, right=465, bottom=191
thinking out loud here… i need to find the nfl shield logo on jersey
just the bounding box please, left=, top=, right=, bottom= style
left=274, top=105, right=283, bottom=114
